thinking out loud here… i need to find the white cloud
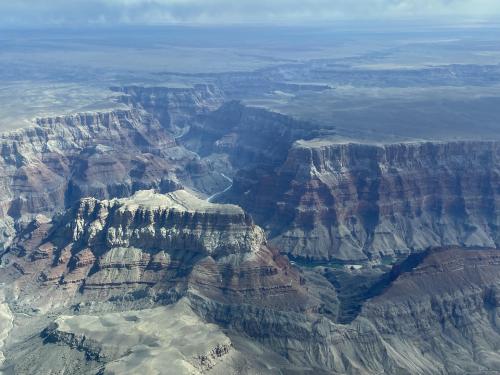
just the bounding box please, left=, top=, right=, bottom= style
left=1, top=0, right=500, bottom=27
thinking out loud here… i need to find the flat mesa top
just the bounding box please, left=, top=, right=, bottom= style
left=112, top=189, right=244, bottom=214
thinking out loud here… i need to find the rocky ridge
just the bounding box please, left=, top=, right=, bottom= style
left=1, top=189, right=310, bottom=310
left=0, top=188, right=319, bottom=373
left=114, top=84, right=224, bottom=133
left=0, top=85, right=227, bottom=251
left=4, top=194, right=500, bottom=374
left=190, top=246, right=500, bottom=374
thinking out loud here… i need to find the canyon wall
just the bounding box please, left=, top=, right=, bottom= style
left=192, top=247, right=500, bottom=374
left=226, top=139, right=500, bottom=260
left=4, top=189, right=500, bottom=373
left=182, top=101, right=319, bottom=169
left=2, top=189, right=311, bottom=311
left=114, top=84, right=224, bottom=132
left=0, top=85, right=227, bottom=250
left=1, top=84, right=500, bottom=374
left=0, top=189, right=314, bottom=374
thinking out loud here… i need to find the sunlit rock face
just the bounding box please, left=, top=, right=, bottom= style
left=0, top=85, right=227, bottom=250
left=0, top=110, right=175, bottom=248
left=1, top=189, right=310, bottom=311
left=0, top=188, right=318, bottom=375
left=227, top=139, right=500, bottom=261
left=5, top=206, right=500, bottom=374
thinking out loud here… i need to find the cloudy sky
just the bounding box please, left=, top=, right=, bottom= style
left=2, top=0, right=500, bottom=27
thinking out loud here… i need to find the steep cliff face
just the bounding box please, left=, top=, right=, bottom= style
left=189, top=247, right=500, bottom=375
left=0, top=93, right=320, bottom=251
left=0, top=110, right=173, bottom=247
left=114, top=84, right=224, bottom=133
left=1, top=189, right=316, bottom=374
left=3, top=189, right=500, bottom=374
left=2, top=189, right=310, bottom=311
left=226, top=139, right=500, bottom=260
left=0, top=85, right=229, bottom=250
left=68, top=189, right=263, bottom=257
left=1, top=80, right=500, bottom=374
left=5, top=205, right=500, bottom=374
left=182, top=101, right=319, bottom=169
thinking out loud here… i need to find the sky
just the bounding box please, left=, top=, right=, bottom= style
left=1, top=0, right=500, bottom=28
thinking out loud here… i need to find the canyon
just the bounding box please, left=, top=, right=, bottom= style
left=0, top=83, right=498, bottom=374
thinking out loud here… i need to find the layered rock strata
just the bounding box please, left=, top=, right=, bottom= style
left=0, top=85, right=227, bottom=250
left=114, top=84, right=224, bottom=133
left=0, top=188, right=323, bottom=374
left=0, top=110, right=171, bottom=246
left=191, top=247, right=500, bottom=374
left=1, top=189, right=311, bottom=310
left=225, top=139, right=500, bottom=260
left=182, top=101, right=320, bottom=169
left=3, top=192, right=500, bottom=374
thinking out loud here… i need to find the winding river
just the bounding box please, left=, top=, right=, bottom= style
left=207, top=173, right=233, bottom=203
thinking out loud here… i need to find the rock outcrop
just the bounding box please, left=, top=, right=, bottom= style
left=182, top=101, right=319, bottom=169
left=0, top=85, right=228, bottom=250
left=0, top=110, right=173, bottom=247
left=190, top=247, right=500, bottom=374
left=0, top=188, right=323, bottom=374
left=225, top=139, right=500, bottom=260
left=2, top=189, right=311, bottom=311
left=114, top=84, right=224, bottom=133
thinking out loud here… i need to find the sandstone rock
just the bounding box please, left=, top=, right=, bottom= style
left=38, top=300, right=238, bottom=375
left=227, top=139, right=500, bottom=261
left=1, top=189, right=310, bottom=310
left=0, top=85, right=227, bottom=250
left=182, top=101, right=318, bottom=169
left=114, top=84, right=224, bottom=133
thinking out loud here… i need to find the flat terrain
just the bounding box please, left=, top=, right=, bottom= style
left=2, top=24, right=500, bottom=140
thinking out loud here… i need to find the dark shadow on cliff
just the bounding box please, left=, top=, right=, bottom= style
left=323, top=249, right=431, bottom=324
